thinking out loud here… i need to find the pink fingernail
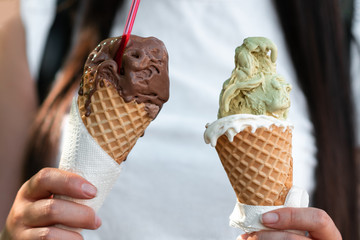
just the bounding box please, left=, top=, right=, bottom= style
left=240, top=234, right=249, bottom=240
left=82, top=183, right=97, bottom=197
left=95, top=215, right=102, bottom=228
left=262, top=212, right=279, bottom=224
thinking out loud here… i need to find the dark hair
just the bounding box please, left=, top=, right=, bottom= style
left=274, top=0, right=358, bottom=239
left=24, top=0, right=124, bottom=179
left=24, top=0, right=358, bottom=239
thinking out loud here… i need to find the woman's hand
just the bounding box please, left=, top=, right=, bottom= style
left=1, top=168, right=101, bottom=240
left=238, top=207, right=342, bottom=240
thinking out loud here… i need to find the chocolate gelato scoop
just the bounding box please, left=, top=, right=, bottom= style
left=79, top=35, right=169, bottom=119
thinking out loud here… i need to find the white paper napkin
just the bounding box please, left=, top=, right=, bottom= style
left=55, top=97, right=122, bottom=231
left=229, top=186, right=309, bottom=233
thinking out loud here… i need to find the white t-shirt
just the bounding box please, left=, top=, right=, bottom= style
left=21, top=0, right=319, bottom=239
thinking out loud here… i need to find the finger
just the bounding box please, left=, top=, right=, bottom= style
left=242, top=230, right=310, bottom=240
left=237, top=230, right=307, bottom=240
left=20, top=168, right=97, bottom=200
left=21, top=227, right=84, bottom=240
left=261, top=207, right=342, bottom=240
left=23, top=198, right=101, bottom=229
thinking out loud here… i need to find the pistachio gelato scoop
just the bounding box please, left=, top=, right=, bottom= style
left=218, top=37, right=292, bottom=120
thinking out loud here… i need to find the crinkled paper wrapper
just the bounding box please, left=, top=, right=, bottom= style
left=230, top=186, right=309, bottom=233
left=56, top=97, right=122, bottom=231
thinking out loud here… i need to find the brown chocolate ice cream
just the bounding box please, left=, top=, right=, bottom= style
left=79, top=35, right=169, bottom=119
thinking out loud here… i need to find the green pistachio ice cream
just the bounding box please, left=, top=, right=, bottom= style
left=218, top=37, right=292, bottom=120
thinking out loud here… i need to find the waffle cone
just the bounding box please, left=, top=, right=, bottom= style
left=215, top=125, right=293, bottom=206
left=78, top=77, right=152, bottom=164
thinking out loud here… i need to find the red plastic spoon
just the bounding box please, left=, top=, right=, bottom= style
left=115, top=0, right=141, bottom=73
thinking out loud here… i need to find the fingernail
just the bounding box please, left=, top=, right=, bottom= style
left=82, top=183, right=97, bottom=197
left=240, top=234, right=249, bottom=240
left=95, top=215, right=102, bottom=228
left=262, top=212, right=279, bottom=224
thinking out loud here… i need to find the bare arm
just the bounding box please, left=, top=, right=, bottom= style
left=0, top=1, right=38, bottom=227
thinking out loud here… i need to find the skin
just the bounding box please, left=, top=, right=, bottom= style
left=237, top=208, right=342, bottom=240
left=0, top=1, right=37, bottom=227
left=1, top=168, right=101, bottom=240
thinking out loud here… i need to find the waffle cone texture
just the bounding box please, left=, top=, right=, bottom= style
left=215, top=125, right=293, bottom=206
left=78, top=75, right=152, bottom=164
